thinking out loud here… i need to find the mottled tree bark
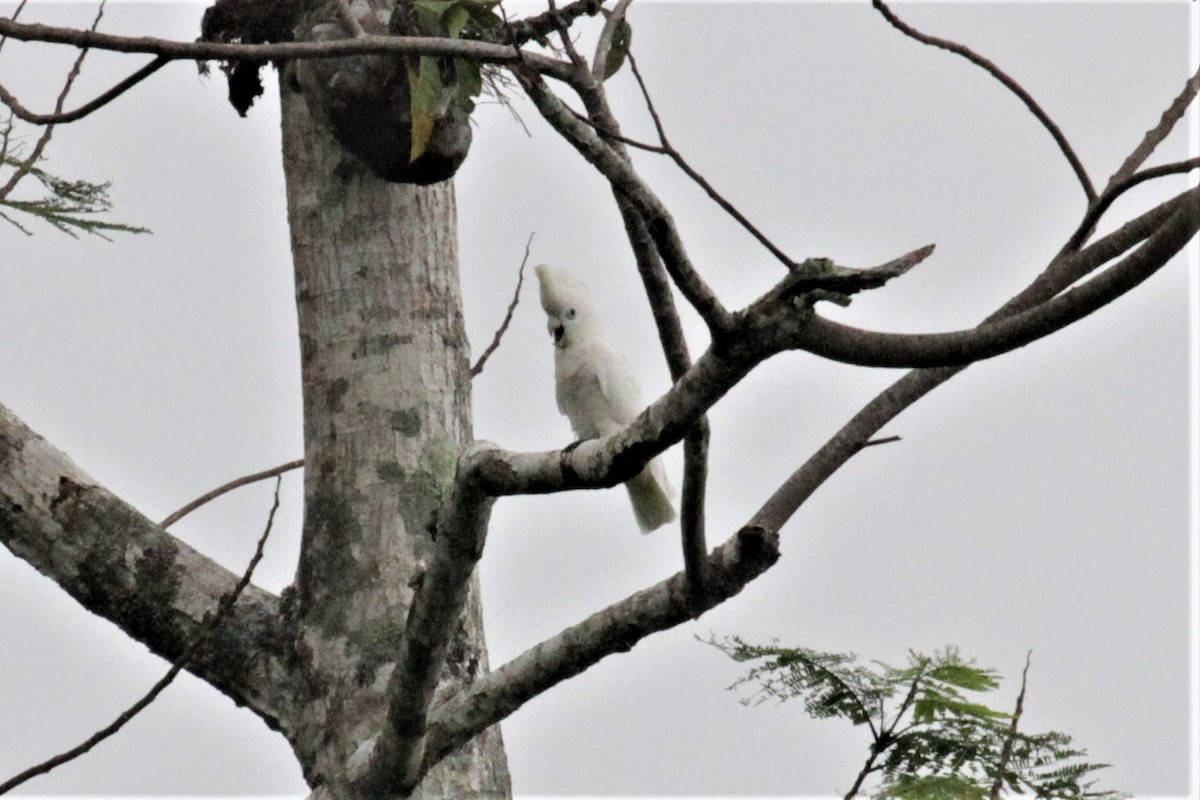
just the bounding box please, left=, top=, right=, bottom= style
left=276, top=67, right=510, bottom=796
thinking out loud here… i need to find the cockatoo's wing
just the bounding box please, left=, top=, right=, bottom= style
left=592, top=342, right=677, bottom=532
left=591, top=340, right=644, bottom=426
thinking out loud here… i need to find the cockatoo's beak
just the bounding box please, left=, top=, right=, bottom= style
left=551, top=322, right=566, bottom=346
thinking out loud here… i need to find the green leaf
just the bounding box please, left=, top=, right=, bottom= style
left=454, top=58, right=482, bottom=104
left=928, top=662, right=1001, bottom=692
left=877, top=774, right=989, bottom=800
left=442, top=3, right=470, bottom=39
left=603, top=19, right=632, bottom=79
left=463, top=0, right=501, bottom=31
left=412, top=0, right=452, bottom=34
left=407, top=56, right=444, bottom=162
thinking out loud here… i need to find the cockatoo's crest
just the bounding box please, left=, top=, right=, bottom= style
left=534, top=263, right=602, bottom=347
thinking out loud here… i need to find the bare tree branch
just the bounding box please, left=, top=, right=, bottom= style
left=517, top=68, right=735, bottom=335
left=0, top=15, right=582, bottom=116
left=461, top=253, right=935, bottom=502
left=1104, top=64, right=1200, bottom=192
left=478, top=0, right=602, bottom=48
left=470, top=233, right=533, bottom=378
left=751, top=188, right=1194, bottom=534
left=0, top=476, right=283, bottom=796
left=0, top=0, right=104, bottom=198
left=0, top=0, right=27, bottom=55
left=159, top=458, right=304, bottom=528
left=787, top=194, right=1195, bottom=368
left=0, top=402, right=294, bottom=730
left=625, top=52, right=798, bottom=271
left=1066, top=156, right=1200, bottom=253
left=422, top=523, right=781, bottom=770
left=0, top=56, right=168, bottom=127
left=871, top=0, right=1096, bottom=203
left=990, top=651, right=1034, bottom=800
left=354, top=445, right=497, bottom=795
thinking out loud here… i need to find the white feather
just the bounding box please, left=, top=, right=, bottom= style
left=534, top=264, right=677, bottom=533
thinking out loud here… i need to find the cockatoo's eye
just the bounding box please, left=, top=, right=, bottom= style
left=565, top=308, right=577, bottom=320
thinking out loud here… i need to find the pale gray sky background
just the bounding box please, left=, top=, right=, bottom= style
left=0, top=1, right=1196, bottom=797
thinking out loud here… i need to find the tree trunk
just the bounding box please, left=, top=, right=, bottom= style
left=276, top=67, right=510, bottom=797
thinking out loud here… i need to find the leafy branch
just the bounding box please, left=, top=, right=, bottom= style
left=0, top=142, right=149, bottom=239
left=708, top=638, right=1125, bottom=800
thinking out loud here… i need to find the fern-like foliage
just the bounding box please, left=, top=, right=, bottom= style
left=706, top=637, right=1125, bottom=800
left=0, top=122, right=149, bottom=240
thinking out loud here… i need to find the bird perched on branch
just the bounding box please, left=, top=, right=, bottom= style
left=534, top=264, right=677, bottom=533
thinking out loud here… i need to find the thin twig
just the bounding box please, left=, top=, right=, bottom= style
left=1104, top=64, right=1200, bottom=193
left=626, top=53, right=798, bottom=270
left=989, top=651, right=1033, bottom=800
left=0, top=0, right=106, bottom=200
left=858, top=435, right=901, bottom=450
left=0, top=477, right=284, bottom=796
left=470, top=233, right=533, bottom=377
left=539, top=0, right=588, bottom=73
left=872, top=0, right=1095, bottom=204
left=160, top=458, right=303, bottom=528
left=1065, top=156, right=1200, bottom=252
left=0, top=56, right=169, bottom=127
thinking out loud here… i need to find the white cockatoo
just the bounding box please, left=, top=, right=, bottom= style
left=534, top=264, right=677, bottom=533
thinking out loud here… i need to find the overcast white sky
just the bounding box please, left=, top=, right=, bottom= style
left=0, top=1, right=1196, bottom=798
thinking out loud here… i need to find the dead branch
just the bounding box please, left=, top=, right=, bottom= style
left=470, top=233, right=533, bottom=378
left=0, top=477, right=283, bottom=796
left=159, top=458, right=304, bottom=528
left=0, top=0, right=28, bottom=55
left=872, top=0, right=1096, bottom=204
left=478, top=0, right=602, bottom=48
left=989, top=651, right=1034, bottom=800
left=1066, top=156, right=1200, bottom=253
